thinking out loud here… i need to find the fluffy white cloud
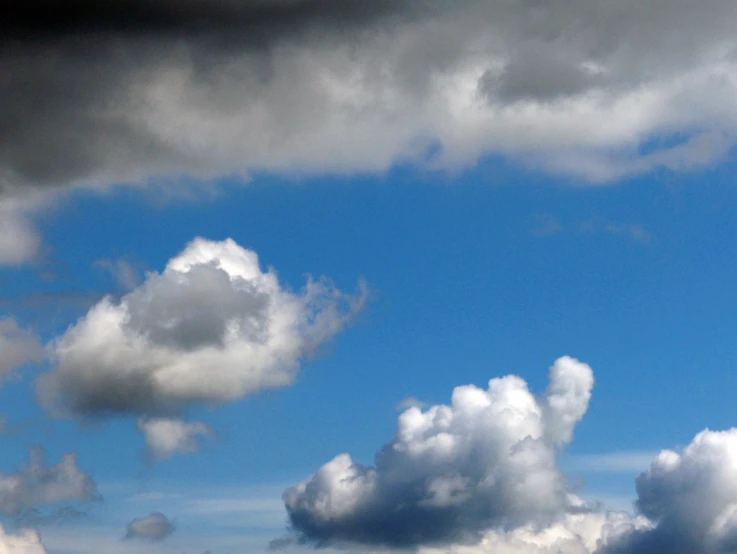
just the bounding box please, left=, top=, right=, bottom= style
left=0, top=318, right=43, bottom=377
left=284, top=356, right=594, bottom=547
left=0, top=446, right=99, bottom=516
left=0, top=524, right=45, bottom=554
left=38, top=237, right=365, bottom=418
left=125, top=512, right=175, bottom=541
left=420, top=510, right=650, bottom=554
left=604, top=428, right=737, bottom=554
left=138, top=417, right=210, bottom=461
left=3, top=0, right=737, bottom=196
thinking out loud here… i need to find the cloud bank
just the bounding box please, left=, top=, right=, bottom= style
left=284, top=356, right=594, bottom=547
left=3, top=0, right=737, bottom=199
left=38, top=237, right=365, bottom=418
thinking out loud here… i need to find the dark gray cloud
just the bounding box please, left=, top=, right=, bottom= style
left=284, top=357, right=594, bottom=547
left=3, top=0, right=737, bottom=199
left=0, top=446, right=100, bottom=516
left=125, top=511, right=175, bottom=541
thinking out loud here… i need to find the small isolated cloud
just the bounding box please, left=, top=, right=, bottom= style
left=125, top=511, right=175, bottom=542
left=0, top=318, right=43, bottom=378
left=38, top=237, right=366, bottom=419
left=0, top=446, right=99, bottom=516
left=0, top=523, right=46, bottom=554
left=138, top=417, right=210, bottom=461
left=603, top=428, right=737, bottom=554
left=284, top=356, right=594, bottom=547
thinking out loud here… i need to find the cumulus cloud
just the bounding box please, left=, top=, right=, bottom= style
left=0, top=524, right=46, bottom=554
left=0, top=318, right=43, bottom=377
left=138, top=417, right=210, bottom=461
left=38, top=237, right=365, bottom=418
left=284, top=356, right=594, bottom=547
left=3, top=0, right=737, bottom=198
left=0, top=446, right=99, bottom=516
left=603, top=428, right=737, bottom=554
left=124, top=511, right=175, bottom=541
left=419, top=510, right=649, bottom=554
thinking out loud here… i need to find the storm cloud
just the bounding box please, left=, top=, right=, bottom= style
left=4, top=0, right=737, bottom=197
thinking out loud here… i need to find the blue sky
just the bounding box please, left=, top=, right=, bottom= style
left=4, top=2, right=737, bottom=553
left=3, top=159, right=737, bottom=552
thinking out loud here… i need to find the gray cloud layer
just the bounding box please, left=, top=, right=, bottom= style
left=284, top=356, right=594, bottom=547
left=4, top=0, right=737, bottom=197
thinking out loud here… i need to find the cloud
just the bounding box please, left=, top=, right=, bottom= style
left=124, top=511, right=175, bottom=541
left=419, top=510, right=649, bottom=554
left=38, top=237, right=365, bottom=418
left=284, top=356, right=594, bottom=547
left=0, top=446, right=100, bottom=516
left=603, top=428, right=737, bottom=554
left=3, top=0, right=737, bottom=199
left=0, top=318, right=44, bottom=377
left=0, top=523, right=46, bottom=554
left=138, top=417, right=210, bottom=461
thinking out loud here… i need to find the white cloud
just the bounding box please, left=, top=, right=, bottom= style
left=0, top=524, right=46, bottom=554
left=38, top=237, right=365, bottom=418
left=0, top=318, right=43, bottom=377
left=604, top=428, right=737, bottom=554
left=0, top=446, right=99, bottom=516
left=138, top=418, right=210, bottom=461
left=284, top=356, right=595, bottom=547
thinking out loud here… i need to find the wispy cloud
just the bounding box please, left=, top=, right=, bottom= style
left=564, top=451, right=660, bottom=473
left=531, top=214, right=656, bottom=244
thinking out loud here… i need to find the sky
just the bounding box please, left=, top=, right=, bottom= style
left=2, top=1, right=737, bottom=553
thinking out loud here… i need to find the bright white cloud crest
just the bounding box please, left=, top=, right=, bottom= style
left=284, top=356, right=595, bottom=547
left=0, top=524, right=45, bottom=554
left=38, top=237, right=365, bottom=418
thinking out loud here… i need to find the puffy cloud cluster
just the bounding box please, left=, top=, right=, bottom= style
left=3, top=0, right=737, bottom=198
left=38, top=237, right=365, bottom=419
left=603, top=428, right=737, bottom=554
left=0, top=446, right=99, bottom=516
left=284, top=356, right=594, bottom=547
left=0, top=318, right=43, bottom=377
left=138, top=417, right=210, bottom=461
left=0, top=524, right=45, bottom=554
left=125, top=511, right=175, bottom=541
